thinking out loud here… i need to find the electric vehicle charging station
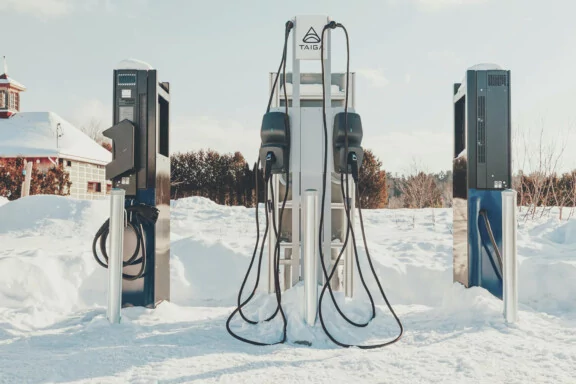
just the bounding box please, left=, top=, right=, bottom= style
left=453, top=64, right=518, bottom=320
left=93, top=59, right=171, bottom=310
left=227, top=15, right=403, bottom=348
left=266, top=71, right=358, bottom=296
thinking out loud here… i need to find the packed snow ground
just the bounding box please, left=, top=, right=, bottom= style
left=0, top=195, right=575, bottom=383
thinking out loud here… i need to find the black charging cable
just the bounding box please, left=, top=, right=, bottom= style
left=478, top=210, right=504, bottom=280
left=226, top=20, right=293, bottom=346
left=317, top=21, right=404, bottom=349
left=92, top=202, right=159, bottom=280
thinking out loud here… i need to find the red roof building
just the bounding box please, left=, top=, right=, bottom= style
left=0, top=57, right=26, bottom=119
left=0, top=58, right=112, bottom=200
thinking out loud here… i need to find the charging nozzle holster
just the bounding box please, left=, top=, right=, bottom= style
left=333, top=112, right=364, bottom=175
left=259, top=112, right=290, bottom=176
left=103, top=119, right=136, bottom=179
left=103, top=119, right=137, bottom=195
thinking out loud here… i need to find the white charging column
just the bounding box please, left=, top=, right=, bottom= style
left=266, top=15, right=356, bottom=299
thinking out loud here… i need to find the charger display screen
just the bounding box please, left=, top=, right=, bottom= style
left=118, top=74, right=136, bottom=85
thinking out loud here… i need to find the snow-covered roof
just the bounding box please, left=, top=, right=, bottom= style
left=116, top=58, right=154, bottom=70
left=0, top=112, right=111, bottom=165
left=0, top=74, right=26, bottom=90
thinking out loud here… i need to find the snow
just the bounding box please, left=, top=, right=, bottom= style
left=468, top=63, right=503, bottom=71
left=0, top=112, right=111, bottom=165
left=116, top=58, right=154, bottom=70
left=0, top=75, right=26, bottom=90
left=457, top=63, right=506, bottom=94
left=0, top=196, right=575, bottom=383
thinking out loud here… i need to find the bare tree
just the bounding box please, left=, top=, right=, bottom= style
left=80, top=117, right=104, bottom=143
left=387, top=195, right=405, bottom=209
left=398, top=160, right=442, bottom=209
left=515, top=122, right=570, bottom=220
left=569, top=171, right=576, bottom=219
left=436, top=171, right=453, bottom=208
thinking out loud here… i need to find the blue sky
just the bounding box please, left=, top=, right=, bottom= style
left=2, top=0, right=575, bottom=173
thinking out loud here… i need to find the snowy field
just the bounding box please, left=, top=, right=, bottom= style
left=0, top=195, right=575, bottom=383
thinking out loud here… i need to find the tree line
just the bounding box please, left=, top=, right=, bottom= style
left=516, top=171, right=576, bottom=219
left=170, top=149, right=390, bottom=208
left=169, top=149, right=454, bottom=209
left=4, top=148, right=575, bottom=213
left=170, top=150, right=260, bottom=206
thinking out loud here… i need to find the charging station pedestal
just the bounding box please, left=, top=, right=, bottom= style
left=102, top=59, right=171, bottom=308
left=227, top=16, right=404, bottom=347
left=265, top=15, right=357, bottom=298
left=453, top=64, right=511, bottom=299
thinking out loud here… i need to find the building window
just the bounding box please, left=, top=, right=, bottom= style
left=0, top=91, right=5, bottom=109
left=106, top=184, right=112, bottom=193
left=87, top=182, right=102, bottom=193
left=66, top=160, right=72, bottom=167
left=8, top=92, right=15, bottom=110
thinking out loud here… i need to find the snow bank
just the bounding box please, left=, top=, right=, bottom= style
left=1, top=196, right=575, bottom=383
left=0, top=195, right=109, bottom=325
left=1, top=196, right=575, bottom=321
left=516, top=212, right=576, bottom=314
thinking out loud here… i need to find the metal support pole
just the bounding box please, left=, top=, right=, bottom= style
left=322, top=28, right=333, bottom=294
left=291, top=19, right=302, bottom=296
left=107, top=188, right=125, bottom=324
left=502, top=189, right=518, bottom=323
left=267, top=176, right=279, bottom=294
left=303, top=189, right=318, bottom=326
left=344, top=185, right=355, bottom=298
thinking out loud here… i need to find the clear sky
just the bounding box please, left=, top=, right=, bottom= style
left=2, top=0, right=575, bottom=174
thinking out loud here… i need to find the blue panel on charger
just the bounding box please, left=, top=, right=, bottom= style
left=468, top=189, right=503, bottom=299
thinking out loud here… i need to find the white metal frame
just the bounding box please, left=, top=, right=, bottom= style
left=266, top=15, right=356, bottom=299
left=303, top=189, right=319, bottom=325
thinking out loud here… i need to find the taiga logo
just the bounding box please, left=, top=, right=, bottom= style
left=302, top=27, right=321, bottom=43
left=300, top=26, right=322, bottom=51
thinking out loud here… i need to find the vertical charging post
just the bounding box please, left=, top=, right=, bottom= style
left=266, top=15, right=357, bottom=297
left=94, top=59, right=171, bottom=309
left=228, top=16, right=403, bottom=348
left=453, top=64, right=518, bottom=319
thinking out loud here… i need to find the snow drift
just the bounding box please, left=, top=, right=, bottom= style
left=1, top=195, right=573, bottom=316
left=0, top=196, right=575, bottom=383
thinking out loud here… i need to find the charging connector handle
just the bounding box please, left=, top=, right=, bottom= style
left=264, top=152, right=275, bottom=181
left=349, top=152, right=359, bottom=183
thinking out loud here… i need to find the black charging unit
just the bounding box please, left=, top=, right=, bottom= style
left=93, top=61, right=171, bottom=308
